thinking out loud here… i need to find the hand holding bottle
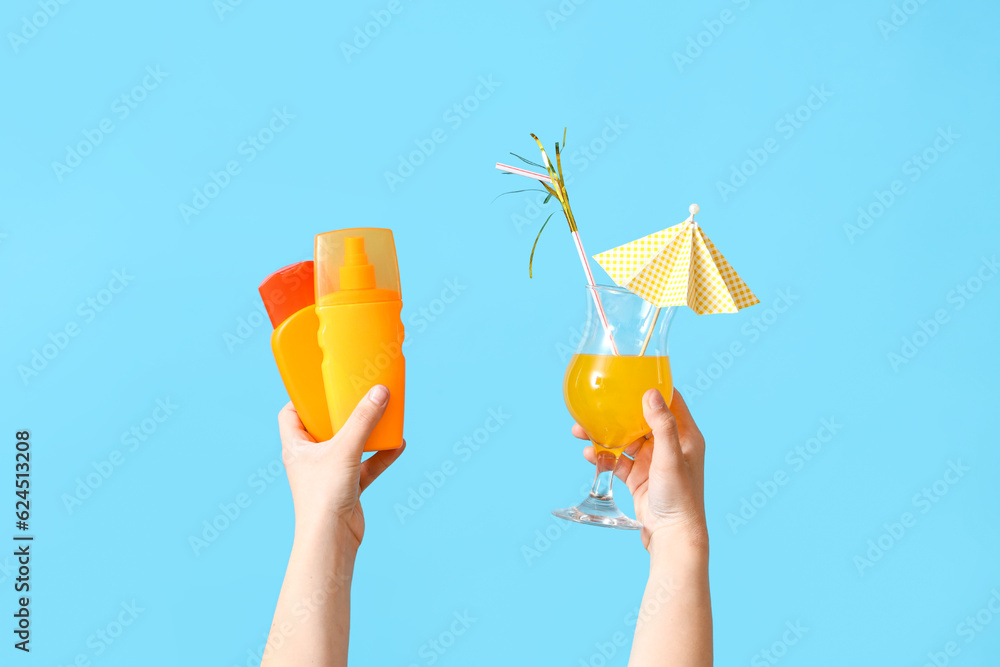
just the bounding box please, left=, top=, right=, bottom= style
left=263, top=386, right=405, bottom=667
left=278, top=385, right=405, bottom=549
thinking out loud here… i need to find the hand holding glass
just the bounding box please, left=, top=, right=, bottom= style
left=555, top=286, right=675, bottom=530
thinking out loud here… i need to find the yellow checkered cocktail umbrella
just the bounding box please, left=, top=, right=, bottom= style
left=592, top=204, right=758, bottom=315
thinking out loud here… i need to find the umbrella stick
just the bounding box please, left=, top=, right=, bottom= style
left=639, top=204, right=694, bottom=354
left=639, top=307, right=660, bottom=356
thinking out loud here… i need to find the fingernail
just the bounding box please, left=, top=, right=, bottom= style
left=645, top=388, right=666, bottom=410
left=368, top=385, right=389, bottom=407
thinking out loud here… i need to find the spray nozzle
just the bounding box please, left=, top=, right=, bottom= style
left=339, top=236, right=376, bottom=290
left=315, top=228, right=401, bottom=303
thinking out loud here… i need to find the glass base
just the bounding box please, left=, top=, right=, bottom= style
left=552, top=496, right=642, bottom=531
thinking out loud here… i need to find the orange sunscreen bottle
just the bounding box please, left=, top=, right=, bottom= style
left=314, top=229, right=404, bottom=451
left=259, top=261, right=333, bottom=442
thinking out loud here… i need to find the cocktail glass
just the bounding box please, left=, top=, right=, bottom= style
left=554, top=285, right=675, bottom=530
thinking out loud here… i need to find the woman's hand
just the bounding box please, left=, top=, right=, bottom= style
left=278, top=385, right=405, bottom=550
left=264, top=386, right=403, bottom=667
left=576, top=389, right=713, bottom=666
left=574, top=388, right=706, bottom=553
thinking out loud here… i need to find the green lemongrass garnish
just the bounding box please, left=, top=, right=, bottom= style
left=525, top=129, right=579, bottom=275
left=529, top=212, right=557, bottom=279
left=495, top=129, right=583, bottom=277
left=490, top=188, right=550, bottom=204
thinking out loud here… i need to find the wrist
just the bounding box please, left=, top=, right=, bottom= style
left=647, top=521, right=709, bottom=570
left=294, top=518, right=360, bottom=560
left=286, top=522, right=358, bottom=608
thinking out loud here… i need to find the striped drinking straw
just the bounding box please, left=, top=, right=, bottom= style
left=496, top=133, right=619, bottom=355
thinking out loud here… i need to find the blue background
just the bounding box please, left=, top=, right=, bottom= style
left=2, top=0, right=999, bottom=665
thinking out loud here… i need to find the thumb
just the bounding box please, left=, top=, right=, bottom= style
left=642, top=388, right=687, bottom=485
left=333, top=385, right=390, bottom=458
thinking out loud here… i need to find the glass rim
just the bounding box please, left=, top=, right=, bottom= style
left=585, top=284, right=644, bottom=296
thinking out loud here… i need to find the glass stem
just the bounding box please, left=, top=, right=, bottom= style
left=589, top=450, right=617, bottom=501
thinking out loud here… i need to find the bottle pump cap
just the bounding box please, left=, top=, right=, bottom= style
left=315, top=228, right=401, bottom=305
